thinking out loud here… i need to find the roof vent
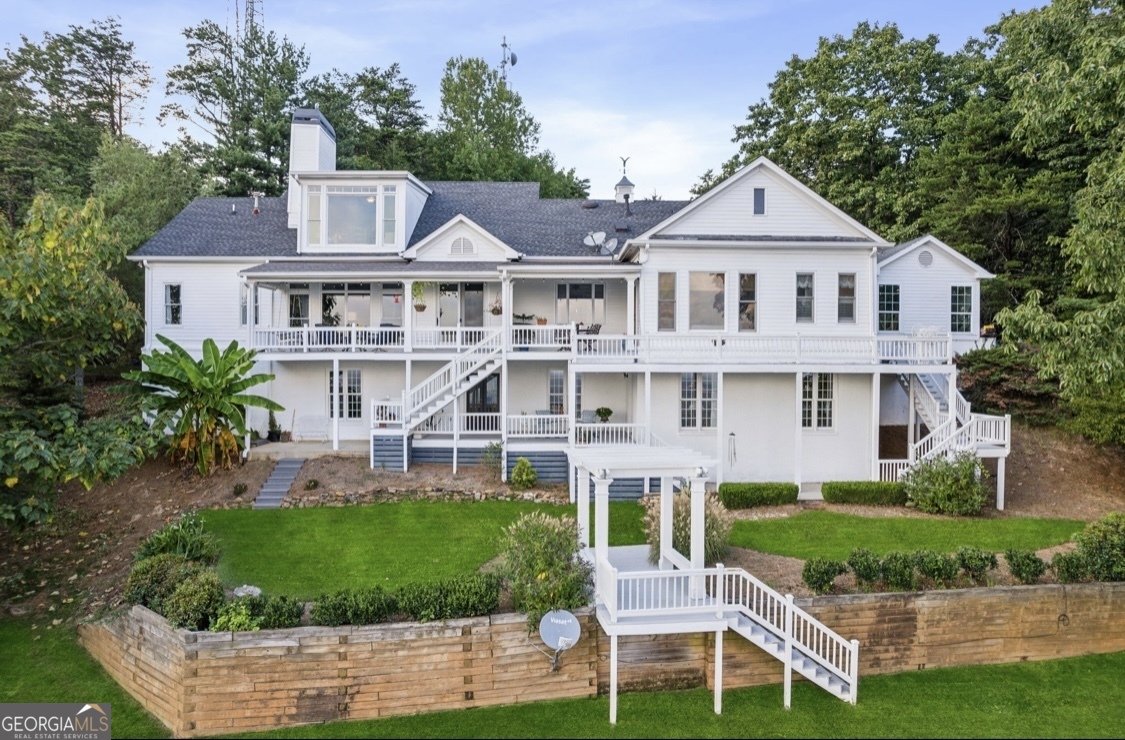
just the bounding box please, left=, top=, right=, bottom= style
left=581, top=200, right=599, bottom=209
left=918, top=250, right=934, bottom=267
left=614, top=220, right=630, bottom=233
left=230, top=203, right=237, bottom=215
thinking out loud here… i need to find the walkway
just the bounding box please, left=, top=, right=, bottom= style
left=252, top=458, right=306, bottom=509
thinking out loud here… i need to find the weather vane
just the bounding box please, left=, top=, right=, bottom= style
left=620, top=156, right=630, bottom=176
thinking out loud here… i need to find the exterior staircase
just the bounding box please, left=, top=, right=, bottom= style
left=401, top=329, right=503, bottom=434
left=252, top=458, right=306, bottom=509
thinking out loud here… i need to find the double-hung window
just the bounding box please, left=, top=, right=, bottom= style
left=878, top=285, right=900, bottom=331
left=951, top=286, right=972, bottom=333
left=164, top=284, right=182, bottom=325
left=680, top=373, right=716, bottom=429
left=796, top=273, right=814, bottom=323
left=801, top=373, right=834, bottom=430
left=328, top=369, right=362, bottom=420
left=548, top=370, right=565, bottom=414
left=837, top=274, right=855, bottom=323
left=738, top=273, right=756, bottom=331
left=689, top=272, right=725, bottom=330
left=658, top=273, right=676, bottom=331
left=240, top=284, right=260, bottom=327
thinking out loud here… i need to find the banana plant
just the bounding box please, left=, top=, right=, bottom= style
left=126, top=335, right=282, bottom=476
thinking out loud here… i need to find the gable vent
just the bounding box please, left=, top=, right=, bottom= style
left=451, top=237, right=475, bottom=255
left=918, top=250, right=934, bottom=267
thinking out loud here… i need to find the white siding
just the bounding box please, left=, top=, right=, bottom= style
left=802, top=373, right=873, bottom=482
left=261, top=360, right=406, bottom=440
left=648, top=373, right=719, bottom=462
left=878, top=246, right=982, bottom=349
left=639, top=247, right=874, bottom=336
left=145, top=261, right=263, bottom=354
left=723, top=374, right=797, bottom=482
left=657, top=167, right=872, bottom=239
left=507, top=362, right=567, bottom=415
left=411, top=222, right=511, bottom=262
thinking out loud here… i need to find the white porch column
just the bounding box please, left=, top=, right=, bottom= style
left=403, top=279, right=414, bottom=353
left=794, top=373, right=803, bottom=489
left=716, top=372, right=725, bottom=485
left=332, top=357, right=340, bottom=451
left=907, top=375, right=916, bottom=457
left=996, top=457, right=1006, bottom=511
left=594, top=473, right=613, bottom=563
left=659, top=475, right=674, bottom=570
left=577, top=466, right=590, bottom=547
left=645, top=371, right=652, bottom=443
left=452, top=392, right=459, bottom=474
left=568, top=366, right=577, bottom=450
left=871, top=372, right=880, bottom=480
left=501, top=357, right=510, bottom=485
left=501, top=274, right=512, bottom=352
left=626, top=276, right=637, bottom=335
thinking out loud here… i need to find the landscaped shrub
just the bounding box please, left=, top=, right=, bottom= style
left=802, top=558, right=847, bottom=595
left=903, top=452, right=988, bottom=516
left=509, top=457, right=538, bottom=490
left=913, top=549, right=959, bottom=587
left=135, top=511, right=220, bottom=564
left=479, top=441, right=503, bottom=478
left=956, top=546, right=998, bottom=584
left=163, top=570, right=225, bottom=630
left=309, top=587, right=398, bottom=627
left=847, top=548, right=882, bottom=589
left=880, top=551, right=918, bottom=591
left=243, top=594, right=305, bottom=629
left=644, top=489, right=733, bottom=566
left=398, top=574, right=501, bottom=622
left=1004, top=549, right=1047, bottom=585
left=717, top=482, right=798, bottom=509
left=497, top=511, right=593, bottom=624
left=1052, top=551, right=1090, bottom=584
left=821, top=481, right=906, bottom=506
left=211, top=600, right=261, bottom=632
left=123, top=553, right=205, bottom=612
left=1073, top=512, right=1125, bottom=581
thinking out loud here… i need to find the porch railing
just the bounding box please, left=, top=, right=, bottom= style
left=509, top=324, right=574, bottom=350
left=574, top=422, right=645, bottom=446
left=506, top=414, right=569, bottom=437
left=412, top=327, right=492, bottom=350
left=414, top=411, right=501, bottom=434
left=253, top=326, right=404, bottom=352
left=371, top=400, right=404, bottom=430
left=878, top=459, right=910, bottom=482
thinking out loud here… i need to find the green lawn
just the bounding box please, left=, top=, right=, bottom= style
left=221, top=650, right=1125, bottom=738
left=0, top=619, right=169, bottom=739
left=730, top=510, right=1085, bottom=561
left=204, top=501, right=646, bottom=599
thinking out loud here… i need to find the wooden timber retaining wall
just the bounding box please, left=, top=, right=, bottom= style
left=80, top=583, right=1125, bottom=736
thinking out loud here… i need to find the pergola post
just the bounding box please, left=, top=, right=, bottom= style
left=659, top=475, right=674, bottom=570
left=594, top=472, right=613, bottom=563
left=577, top=466, right=590, bottom=548
left=714, top=629, right=723, bottom=714
left=331, top=356, right=340, bottom=452
left=996, top=457, right=1006, bottom=511
left=689, top=474, right=707, bottom=599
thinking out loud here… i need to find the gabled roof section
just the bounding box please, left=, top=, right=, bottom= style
left=400, top=214, right=521, bottom=261
left=635, top=157, right=890, bottom=246
left=877, top=234, right=994, bottom=278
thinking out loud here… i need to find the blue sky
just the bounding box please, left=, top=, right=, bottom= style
left=5, top=0, right=1043, bottom=199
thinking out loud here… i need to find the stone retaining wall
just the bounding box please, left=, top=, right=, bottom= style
left=80, top=583, right=1125, bottom=736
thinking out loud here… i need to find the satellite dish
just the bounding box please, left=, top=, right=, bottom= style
left=510, top=52, right=517, bottom=67
left=539, top=610, right=581, bottom=652
left=583, top=234, right=596, bottom=247
left=592, top=231, right=607, bottom=244
left=598, top=238, right=619, bottom=256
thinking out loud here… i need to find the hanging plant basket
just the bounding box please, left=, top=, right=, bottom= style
left=414, top=303, right=427, bottom=312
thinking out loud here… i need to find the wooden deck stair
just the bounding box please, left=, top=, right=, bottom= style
left=401, top=329, right=503, bottom=435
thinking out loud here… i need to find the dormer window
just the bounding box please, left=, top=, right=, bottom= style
left=304, top=184, right=398, bottom=249
left=450, top=237, right=475, bottom=255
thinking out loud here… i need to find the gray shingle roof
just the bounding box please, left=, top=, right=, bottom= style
left=650, top=234, right=873, bottom=242
left=241, top=260, right=506, bottom=276
left=876, top=235, right=929, bottom=262
left=134, top=183, right=688, bottom=260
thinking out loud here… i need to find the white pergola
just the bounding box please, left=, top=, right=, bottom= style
left=567, top=446, right=720, bottom=724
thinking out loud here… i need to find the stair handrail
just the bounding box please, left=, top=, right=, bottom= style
left=723, top=567, right=857, bottom=691
left=911, top=415, right=957, bottom=461
left=913, top=378, right=945, bottom=430
left=400, top=326, right=497, bottom=427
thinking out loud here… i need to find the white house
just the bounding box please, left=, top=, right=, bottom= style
left=130, top=108, right=1014, bottom=718
left=131, top=108, right=1010, bottom=503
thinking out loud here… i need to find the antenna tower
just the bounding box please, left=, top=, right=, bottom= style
left=499, top=36, right=518, bottom=79
left=243, top=0, right=264, bottom=36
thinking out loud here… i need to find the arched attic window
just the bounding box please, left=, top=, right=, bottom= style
left=451, top=237, right=476, bottom=256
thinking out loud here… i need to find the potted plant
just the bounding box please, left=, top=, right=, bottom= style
left=412, top=282, right=431, bottom=312
left=267, top=410, right=281, bottom=442
left=489, top=296, right=503, bottom=316
left=536, top=315, right=548, bottom=326
left=513, top=313, right=535, bottom=325
left=595, top=407, right=613, bottom=423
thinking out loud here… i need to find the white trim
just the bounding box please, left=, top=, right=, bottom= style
left=399, top=214, right=521, bottom=261
left=877, top=234, right=994, bottom=278
left=292, top=170, right=432, bottom=195
left=632, top=157, right=891, bottom=246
